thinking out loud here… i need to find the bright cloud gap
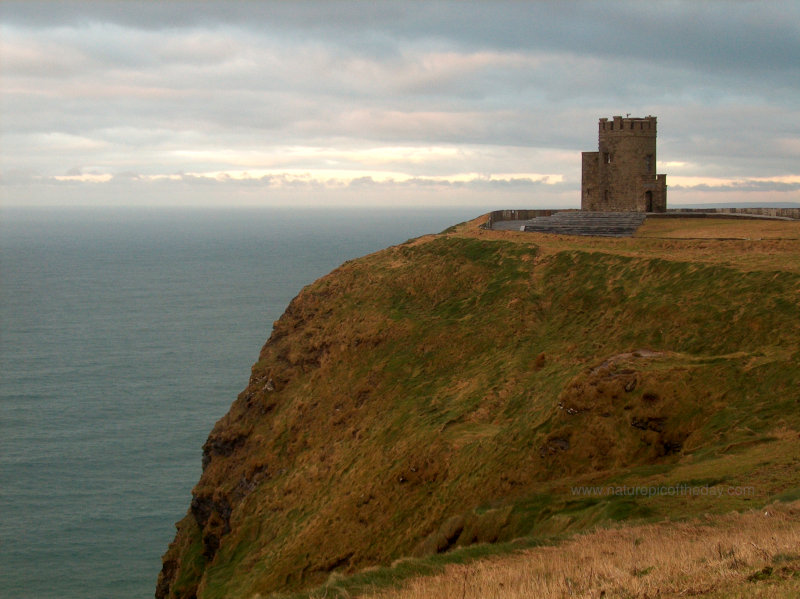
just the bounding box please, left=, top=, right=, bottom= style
left=48, top=171, right=565, bottom=187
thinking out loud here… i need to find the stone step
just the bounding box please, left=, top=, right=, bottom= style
left=518, top=211, right=647, bottom=237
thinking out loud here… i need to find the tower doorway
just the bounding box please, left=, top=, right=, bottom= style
left=645, top=191, right=653, bottom=212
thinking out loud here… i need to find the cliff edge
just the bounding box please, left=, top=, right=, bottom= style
left=157, top=215, right=800, bottom=598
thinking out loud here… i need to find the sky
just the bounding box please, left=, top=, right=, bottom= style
left=2, top=0, right=799, bottom=209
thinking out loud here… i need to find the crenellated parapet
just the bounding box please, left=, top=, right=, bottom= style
left=599, top=115, right=657, bottom=136
left=582, top=115, right=667, bottom=212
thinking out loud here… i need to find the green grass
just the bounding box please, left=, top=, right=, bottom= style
left=158, top=222, right=800, bottom=599
left=279, top=537, right=549, bottom=599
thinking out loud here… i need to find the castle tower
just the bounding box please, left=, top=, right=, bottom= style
left=581, top=115, right=667, bottom=212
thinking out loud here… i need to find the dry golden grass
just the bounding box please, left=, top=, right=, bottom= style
left=636, top=217, right=800, bottom=240
left=462, top=217, right=800, bottom=273
left=365, top=502, right=800, bottom=599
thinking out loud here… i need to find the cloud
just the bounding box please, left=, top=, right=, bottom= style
left=7, top=1, right=798, bottom=74
left=1, top=1, right=798, bottom=207
left=670, top=178, right=800, bottom=194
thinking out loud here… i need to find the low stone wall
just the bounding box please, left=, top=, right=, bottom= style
left=665, top=207, right=800, bottom=220
left=486, top=209, right=577, bottom=228
left=486, top=207, right=799, bottom=228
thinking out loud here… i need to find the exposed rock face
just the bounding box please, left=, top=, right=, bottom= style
left=156, top=224, right=800, bottom=599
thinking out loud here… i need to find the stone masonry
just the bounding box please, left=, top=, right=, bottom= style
left=581, top=115, right=667, bottom=212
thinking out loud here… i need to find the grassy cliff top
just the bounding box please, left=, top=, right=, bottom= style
left=157, top=215, right=800, bottom=599
left=364, top=499, right=800, bottom=599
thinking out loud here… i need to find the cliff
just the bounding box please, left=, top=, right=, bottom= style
left=157, top=215, right=800, bottom=599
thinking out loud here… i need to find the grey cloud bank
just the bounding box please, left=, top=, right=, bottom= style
left=2, top=1, right=799, bottom=208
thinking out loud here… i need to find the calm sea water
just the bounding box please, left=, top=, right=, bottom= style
left=0, top=206, right=477, bottom=599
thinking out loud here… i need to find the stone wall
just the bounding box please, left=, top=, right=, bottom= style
left=581, top=152, right=600, bottom=209
left=485, top=209, right=576, bottom=228
left=663, top=207, right=800, bottom=219
left=581, top=116, right=667, bottom=212
left=486, top=207, right=799, bottom=229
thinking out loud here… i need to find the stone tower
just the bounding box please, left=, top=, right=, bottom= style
left=581, top=115, right=667, bottom=212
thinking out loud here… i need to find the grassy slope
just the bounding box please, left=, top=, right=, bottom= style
left=156, top=216, right=800, bottom=599
left=364, top=500, right=800, bottom=599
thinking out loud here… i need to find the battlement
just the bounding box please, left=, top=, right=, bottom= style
left=582, top=115, right=666, bottom=212
left=599, top=116, right=657, bottom=138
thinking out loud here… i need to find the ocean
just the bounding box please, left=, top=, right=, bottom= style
left=0, top=206, right=478, bottom=599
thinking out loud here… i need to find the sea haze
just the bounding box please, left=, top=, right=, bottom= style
left=0, top=206, right=478, bottom=599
